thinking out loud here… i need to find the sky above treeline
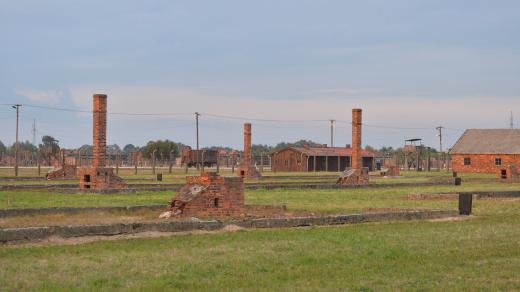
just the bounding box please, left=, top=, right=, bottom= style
left=1, top=0, right=519, bottom=150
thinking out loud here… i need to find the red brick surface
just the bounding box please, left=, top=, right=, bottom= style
left=47, top=165, right=78, bottom=180
left=168, top=172, right=245, bottom=217
left=452, top=154, right=520, bottom=173
left=78, top=94, right=126, bottom=190
left=92, top=94, right=107, bottom=168
left=352, top=109, right=362, bottom=170
left=79, top=167, right=126, bottom=190
left=497, top=165, right=520, bottom=183
left=337, top=167, right=369, bottom=185
left=381, top=165, right=400, bottom=177
left=237, top=123, right=261, bottom=178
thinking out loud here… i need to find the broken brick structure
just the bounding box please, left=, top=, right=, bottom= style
left=46, top=149, right=78, bottom=180
left=450, top=129, right=520, bottom=174
left=166, top=172, right=245, bottom=217
left=380, top=165, right=400, bottom=177
left=47, top=165, right=78, bottom=180
left=237, top=123, right=261, bottom=179
left=78, top=94, right=126, bottom=190
left=337, top=109, right=369, bottom=185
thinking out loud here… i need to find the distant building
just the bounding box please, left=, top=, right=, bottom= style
left=270, top=145, right=375, bottom=172
left=450, top=129, right=520, bottom=173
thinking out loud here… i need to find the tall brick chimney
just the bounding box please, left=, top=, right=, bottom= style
left=352, top=108, right=362, bottom=170
left=243, top=123, right=252, bottom=171
left=92, top=94, right=107, bottom=168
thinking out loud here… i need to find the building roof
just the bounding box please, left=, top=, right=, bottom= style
left=450, top=129, right=520, bottom=155
left=271, top=146, right=374, bottom=157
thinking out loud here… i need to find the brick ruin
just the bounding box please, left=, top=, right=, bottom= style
left=380, top=158, right=400, bottom=177
left=163, top=172, right=245, bottom=218
left=46, top=150, right=78, bottom=180
left=236, top=123, right=261, bottom=179
left=380, top=165, right=400, bottom=177
left=337, top=109, right=369, bottom=185
left=78, top=94, right=126, bottom=190
left=498, top=165, right=520, bottom=183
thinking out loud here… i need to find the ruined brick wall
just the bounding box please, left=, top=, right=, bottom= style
left=452, top=154, right=520, bottom=173
left=172, top=172, right=245, bottom=217
left=47, top=165, right=77, bottom=180
left=78, top=167, right=126, bottom=190
left=92, top=94, right=107, bottom=168
left=352, top=109, right=362, bottom=170
left=381, top=165, right=400, bottom=177
left=337, top=167, right=369, bottom=185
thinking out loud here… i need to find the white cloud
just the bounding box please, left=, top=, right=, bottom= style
left=69, top=85, right=520, bottom=128
left=64, top=85, right=520, bottom=149
left=16, top=88, right=64, bottom=104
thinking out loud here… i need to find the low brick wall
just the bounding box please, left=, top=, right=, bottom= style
left=0, top=210, right=458, bottom=244
left=409, top=191, right=520, bottom=199
left=0, top=205, right=166, bottom=218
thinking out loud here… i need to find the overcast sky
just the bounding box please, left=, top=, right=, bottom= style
left=1, top=0, right=519, bottom=150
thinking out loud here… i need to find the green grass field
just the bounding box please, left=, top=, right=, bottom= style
left=1, top=182, right=519, bottom=210
left=1, top=198, right=519, bottom=291
left=1, top=171, right=520, bottom=291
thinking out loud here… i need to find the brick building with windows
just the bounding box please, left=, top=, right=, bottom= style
left=450, top=129, right=520, bottom=173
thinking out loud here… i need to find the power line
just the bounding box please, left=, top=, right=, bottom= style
left=3, top=102, right=469, bottom=131
left=21, top=104, right=193, bottom=116
left=200, top=112, right=329, bottom=123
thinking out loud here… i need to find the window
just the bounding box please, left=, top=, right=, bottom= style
left=495, top=158, right=502, bottom=166
left=464, top=158, right=471, bottom=166
left=213, top=198, right=219, bottom=208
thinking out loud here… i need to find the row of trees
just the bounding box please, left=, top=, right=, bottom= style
left=74, top=140, right=182, bottom=160
left=0, top=136, right=440, bottom=164
left=0, top=137, right=180, bottom=158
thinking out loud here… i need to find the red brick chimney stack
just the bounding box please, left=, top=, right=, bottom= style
left=243, top=123, right=252, bottom=171
left=92, top=94, right=107, bottom=168
left=352, top=108, right=362, bottom=170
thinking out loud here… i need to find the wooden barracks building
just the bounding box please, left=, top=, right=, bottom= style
left=450, top=129, right=520, bottom=173
left=270, top=145, right=375, bottom=172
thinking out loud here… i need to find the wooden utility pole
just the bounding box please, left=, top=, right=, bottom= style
left=115, top=151, right=120, bottom=175
left=13, top=104, right=21, bottom=177
left=169, top=150, right=175, bottom=174
left=37, top=149, right=41, bottom=177
left=152, top=149, right=157, bottom=175
left=231, top=154, right=235, bottom=173
left=134, top=151, right=138, bottom=175
left=260, top=152, right=264, bottom=173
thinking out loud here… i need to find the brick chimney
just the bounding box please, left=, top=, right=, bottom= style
left=92, top=94, right=107, bottom=168
left=352, top=108, right=362, bottom=169
left=243, top=123, right=252, bottom=170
